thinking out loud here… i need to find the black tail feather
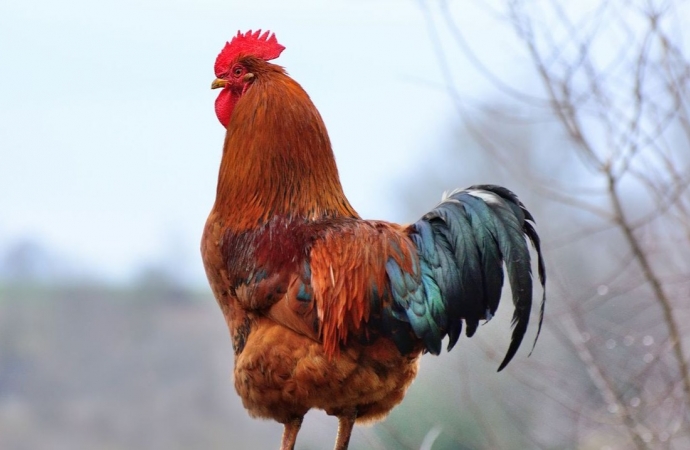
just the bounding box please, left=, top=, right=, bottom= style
left=386, top=184, right=546, bottom=370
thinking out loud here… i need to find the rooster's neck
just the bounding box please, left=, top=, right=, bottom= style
left=213, top=70, right=358, bottom=231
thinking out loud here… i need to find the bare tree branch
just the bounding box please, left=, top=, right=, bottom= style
left=418, top=0, right=690, bottom=446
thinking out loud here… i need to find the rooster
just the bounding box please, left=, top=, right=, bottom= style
left=202, top=30, right=545, bottom=450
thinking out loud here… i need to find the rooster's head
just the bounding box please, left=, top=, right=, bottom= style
left=211, top=30, right=285, bottom=127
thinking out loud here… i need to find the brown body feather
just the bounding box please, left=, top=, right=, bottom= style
left=201, top=59, right=423, bottom=430
left=202, top=215, right=423, bottom=425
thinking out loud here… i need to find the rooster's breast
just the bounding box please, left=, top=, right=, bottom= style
left=234, top=316, right=422, bottom=424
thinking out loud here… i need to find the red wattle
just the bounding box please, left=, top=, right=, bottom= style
left=215, top=88, right=237, bottom=128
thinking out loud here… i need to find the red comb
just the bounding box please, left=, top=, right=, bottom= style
left=214, top=30, right=285, bottom=76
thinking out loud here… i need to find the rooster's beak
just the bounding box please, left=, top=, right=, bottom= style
left=211, top=78, right=228, bottom=89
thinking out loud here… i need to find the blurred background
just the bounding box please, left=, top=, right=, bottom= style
left=1, top=0, right=689, bottom=448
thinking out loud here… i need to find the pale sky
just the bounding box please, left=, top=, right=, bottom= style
left=0, top=0, right=528, bottom=285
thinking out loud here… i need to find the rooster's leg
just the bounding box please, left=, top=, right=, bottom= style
left=280, top=416, right=303, bottom=450
left=333, top=408, right=357, bottom=450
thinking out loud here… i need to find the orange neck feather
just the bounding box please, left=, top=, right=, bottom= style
left=213, top=64, right=358, bottom=231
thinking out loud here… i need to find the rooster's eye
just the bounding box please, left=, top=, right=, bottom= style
left=233, top=66, right=243, bottom=77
